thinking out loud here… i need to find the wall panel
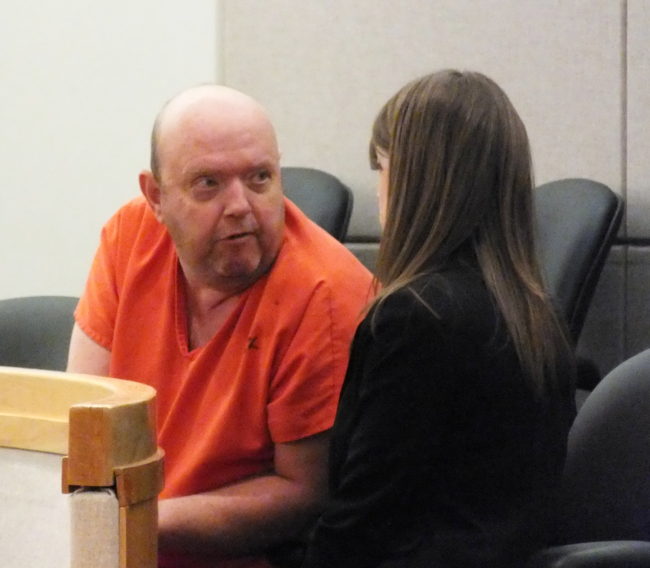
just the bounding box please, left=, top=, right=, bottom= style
left=223, top=0, right=623, bottom=240
left=627, top=0, right=650, bottom=239
left=626, top=247, right=650, bottom=357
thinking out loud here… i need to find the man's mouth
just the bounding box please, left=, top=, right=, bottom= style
left=223, top=232, right=252, bottom=241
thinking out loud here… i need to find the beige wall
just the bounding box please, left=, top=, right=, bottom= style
left=222, top=0, right=650, bottom=375
left=0, top=1, right=218, bottom=299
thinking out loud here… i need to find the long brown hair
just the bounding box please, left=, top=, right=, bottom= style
left=370, top=70, right=573, bottom=395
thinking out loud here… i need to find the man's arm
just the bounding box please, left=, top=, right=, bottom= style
left=66, top=323, right=111, bottom=376
left=158, top=430, right=329, bottom=560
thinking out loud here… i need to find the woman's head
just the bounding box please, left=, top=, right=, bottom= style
left=370, top=70, right=573, bottom=395
left=371, top=70, right=534, bottom=289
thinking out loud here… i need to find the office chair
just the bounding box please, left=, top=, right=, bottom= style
left=527, top=349, right=650, bottom=567
left=535, top=178, right=623, bottom=392
left=535, top=178, right=623, bottom=343
left=281, top=167, right=353, bottom=242
left=0, top=295, right=78, bottom=371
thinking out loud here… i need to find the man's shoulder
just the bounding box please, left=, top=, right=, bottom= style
left=104, top=197, right=162, bottom=240
left=101, top=197, right=171, bottom=269
left=109, top=196, right=154, bottom=226
left=257, top=202, right=372, bottom=314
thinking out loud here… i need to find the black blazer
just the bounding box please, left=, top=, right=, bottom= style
left=303, top=264, right=576, bottom=568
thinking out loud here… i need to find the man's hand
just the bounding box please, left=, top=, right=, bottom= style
left=158, top=430, right=330, bottom=560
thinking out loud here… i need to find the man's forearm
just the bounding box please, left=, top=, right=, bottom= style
left=158, top=470, right=325, bottom=560
left=66, top=323, right=111, bottom=376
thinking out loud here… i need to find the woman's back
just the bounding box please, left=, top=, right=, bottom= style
left=308, top=264, right=575, bottom=567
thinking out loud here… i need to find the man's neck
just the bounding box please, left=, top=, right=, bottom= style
left=182, top=278, right=245, bottom=350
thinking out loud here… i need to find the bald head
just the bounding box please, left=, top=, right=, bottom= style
left=150, top=85, right=279, bottom=181
left=139, top=84, right=285, bottom=295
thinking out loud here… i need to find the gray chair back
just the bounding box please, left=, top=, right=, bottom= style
left=0, top=295, right=78, bottom=371
left=527, top=350, right=650, bottom=567
left=561, top=348, right=650, bottom=542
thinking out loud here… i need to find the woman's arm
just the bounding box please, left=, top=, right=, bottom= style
left=303, top=298, right=454, bottom=567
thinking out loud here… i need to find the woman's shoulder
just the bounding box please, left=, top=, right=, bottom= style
left=388, top=264, right=492, bottom=320
left=370, top=264, right=497, bottom=343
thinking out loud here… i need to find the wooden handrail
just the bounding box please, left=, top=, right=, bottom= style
left=0, top=366, right=163, bottom=568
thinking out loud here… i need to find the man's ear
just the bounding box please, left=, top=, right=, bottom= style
left=139, top=170, right=164, bottom=222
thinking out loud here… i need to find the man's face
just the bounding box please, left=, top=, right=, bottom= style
left=153, top=101, right=285, bottom=293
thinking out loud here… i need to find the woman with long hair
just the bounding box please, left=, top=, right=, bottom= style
left=302, top=70, right=576, bottom=567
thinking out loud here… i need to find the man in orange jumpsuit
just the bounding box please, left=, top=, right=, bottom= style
left=67, top=85, right=373, bottom=567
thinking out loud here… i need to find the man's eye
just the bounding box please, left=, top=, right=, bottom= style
left=251, top=170, right=272, bottom=185
left=199, top=176, right=219, bottom=187
left=190, top=176, right=219, bottom=200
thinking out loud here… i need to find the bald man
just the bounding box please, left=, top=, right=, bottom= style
left=67, top=86, right=373, bottom=568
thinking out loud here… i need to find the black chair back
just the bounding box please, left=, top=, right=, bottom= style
left=535, top=178, right=623, bottom=343
left=281, top=167, right=353, bottom=242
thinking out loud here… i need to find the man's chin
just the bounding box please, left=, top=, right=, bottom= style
left=210, top=259, right=271, bottom=290
left=217, top=259, right=260, bottom=278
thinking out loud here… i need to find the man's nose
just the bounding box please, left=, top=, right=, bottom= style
left=222, top=178, right=253, bottom=216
